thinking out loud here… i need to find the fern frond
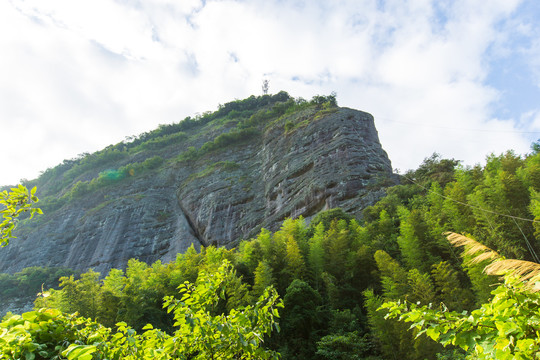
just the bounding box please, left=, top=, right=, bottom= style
left=444, top=232, right=500, bottom=264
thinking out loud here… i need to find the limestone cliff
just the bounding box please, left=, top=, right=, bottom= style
left=0, top=93, right=396, bottom=274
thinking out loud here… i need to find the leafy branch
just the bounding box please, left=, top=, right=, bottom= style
left=0, top=185, right=42, bottom=247
left=380, top=232, right=540, bottom=359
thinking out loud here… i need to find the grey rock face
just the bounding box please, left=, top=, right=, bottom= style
left=0, top=107, right=395, bottom=274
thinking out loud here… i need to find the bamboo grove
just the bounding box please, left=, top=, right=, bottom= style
left=3, top=147, right=540, bottom=358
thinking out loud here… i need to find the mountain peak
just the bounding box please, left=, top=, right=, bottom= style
left=1, top=93, right=396, bottom=274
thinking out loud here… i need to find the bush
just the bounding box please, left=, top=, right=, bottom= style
left=0, top=266, right=77, bottom=301
left=134, top=132, right=187, bottom=152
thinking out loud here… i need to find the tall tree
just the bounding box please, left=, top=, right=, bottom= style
left=396, top=206, right=425, bottom=271
left=307, top=222, right=325, bottom=290
left=252, top=260, right=275, bottom=300
left=285, top=236, right=306, bottom=282
left=364, top=288, right=411, bottom=360
left=280, top=279, right=325, bottom=359
left=373, top=250, right=409, bottom=300
left=431, top=261, right=474, bottom=311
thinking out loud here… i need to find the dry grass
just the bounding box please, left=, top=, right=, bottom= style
left=484, top=259, right=540, bottom=291
left=445, top=232, right=540, bottom=292
left=445, top=232, right=500, bottom=264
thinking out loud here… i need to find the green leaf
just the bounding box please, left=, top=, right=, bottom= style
left=22, top=311, right=38, bottom=322
left=425, top=327, right=440, bottom=341
left=62, top=344, right=97, bottom=360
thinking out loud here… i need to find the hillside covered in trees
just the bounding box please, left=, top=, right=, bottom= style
left=3, top=142, right=540, bottom=358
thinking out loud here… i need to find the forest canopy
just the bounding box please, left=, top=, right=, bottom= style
left=3, top=144, right=540, bottom=359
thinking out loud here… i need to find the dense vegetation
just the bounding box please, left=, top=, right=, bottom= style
left=1, top=187, right=283, bottom=359
left=383, top=233, right=540, bottom=359
left=2, top=143, right=539, bottom=359
left=4, top=92, right=540, bottom=358
left=0, top=266, right=77, bottom=301
left=1, top=262, right=282, bottom=360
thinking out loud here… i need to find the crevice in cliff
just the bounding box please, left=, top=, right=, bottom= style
left=177, top=200, right=206, bottom=247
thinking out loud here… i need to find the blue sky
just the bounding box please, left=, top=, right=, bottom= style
left=485, top=1, right=540, bottom=129
left=2, top=0, right=540, bottom=185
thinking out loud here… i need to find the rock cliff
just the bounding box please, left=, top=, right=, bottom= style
left=0, top=93, right=396, bottom=274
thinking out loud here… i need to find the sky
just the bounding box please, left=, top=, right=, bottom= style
left=2, top=0, right=540, bottom=186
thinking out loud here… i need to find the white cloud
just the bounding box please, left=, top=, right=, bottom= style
left=11, top=0, right=160, bottom=60
left=524, top=110, right=540, bottom=133
left=1, top=0, right=538, bottom=185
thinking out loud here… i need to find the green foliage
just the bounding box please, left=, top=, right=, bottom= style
left=177, top=146, right=198, bottom=162
left=62, top=270, right=102, bottom=319
left=431, top=261, right=474, bottom=311
left=40, top=147, right=130, bottom=196
left=284, top=236, right=306, bottom=281
left=307, top=223, right=325, bottom=289
left=316, top=308, right=381, bottom=360
left=202, top=127, right=260, bottom=152
left=9, top=142, right=540, bottom=358
left=405, top=153, right=460, bottom=188
left=131, top=132, right=188, bottom=152
left=310, top=92, right=338, bottom=109
left=0, top=266, right=76, bottom=302
left=0, top=260, right=283, bottom=359
left=396, top=206, right=425, bottom=271
left=279, top=279, right=326, bottom=359
left=185, top=161, right=240, bottom=182
left=407, top=268, right=436, bottom=305
left=0, top=185, right=42, bottom=246
left=309, top=208, right=353, bottom=233
left=283, top=121, right=294, bottom=132
left=238, top=93, right=338, bottom=133
left=163, top=260, right=283, bottom=359
left=0, top=308, right=101, bottom=360
left=316, top=331, right=379, bottom=360
left=29, top=213, right=382, bottom=358
left=364, top=288, right=413, bottom=359
left=252, top=261, right=275, bottom=299
left=373, top=250, right=409, bottom=299
left=381, top=277, right=540, bottom=359
left=62, top=156, right=165, bottom=201
left=178, top=127, right=260, bottom=162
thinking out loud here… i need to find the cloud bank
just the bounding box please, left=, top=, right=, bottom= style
left=1, top=0, right=539, bottom=185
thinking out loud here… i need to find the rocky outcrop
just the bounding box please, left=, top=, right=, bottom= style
left=0, top=105, right=395, bottom=275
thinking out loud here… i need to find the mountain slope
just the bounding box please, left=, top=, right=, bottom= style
left=1, top=93, right=396, bottom=274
